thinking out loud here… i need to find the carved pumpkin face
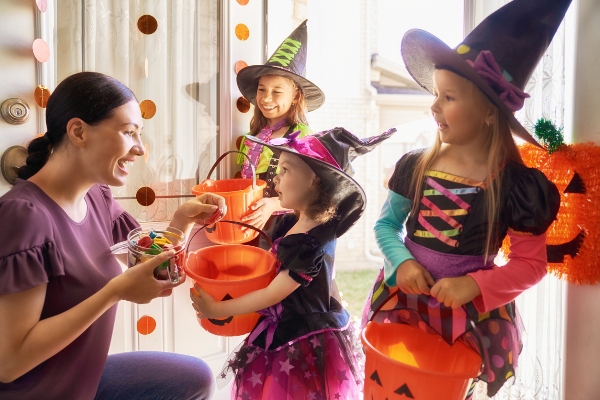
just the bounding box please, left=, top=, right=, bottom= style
left=508, top=143, right=600, bottom=284
left=365, top=370, right=415, bottom=399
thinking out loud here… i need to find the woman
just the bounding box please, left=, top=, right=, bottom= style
left=0, top=72, right=223, bottom=399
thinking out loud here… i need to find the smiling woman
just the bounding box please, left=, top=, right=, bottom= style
left=0, top=72, right=223, bottom=399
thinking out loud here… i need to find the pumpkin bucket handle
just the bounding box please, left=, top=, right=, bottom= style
left=205, top=150, right=258, bottom=190
left=185, top=220, right=273, bottom=254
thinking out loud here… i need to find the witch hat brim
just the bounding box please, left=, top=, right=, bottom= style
left=401, top=30, right=537, bottom=146
left=245, top=127, right=395, bottom=237
left=236, top=19, right=325, bottom=112
left=401, top=0, right=572, bottom=148
left=237, top=65, right=325, bottom=111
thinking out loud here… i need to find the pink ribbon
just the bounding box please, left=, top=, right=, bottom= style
left=466, top=50, right=530, bottom=112
left=269, top=131, right=342, bottom=170
left=248, top=302, right=283, bottom=348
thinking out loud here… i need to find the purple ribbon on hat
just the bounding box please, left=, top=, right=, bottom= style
left=466, top=50, right=530, bottom=112
left=269, top=130, right=342, bottom=170
left=247, top=302, right=283, bottom=348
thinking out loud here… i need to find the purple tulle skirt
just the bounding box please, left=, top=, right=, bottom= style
left=218, top=323, right=364, bottom=400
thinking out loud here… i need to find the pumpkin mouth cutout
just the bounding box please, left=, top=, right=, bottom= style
left=547, top=171, right=586, bottom=263
left=547, top=230, right=585, bottom=263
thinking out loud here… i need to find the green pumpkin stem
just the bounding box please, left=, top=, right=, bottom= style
left=534, top=118, right=565, bottom=154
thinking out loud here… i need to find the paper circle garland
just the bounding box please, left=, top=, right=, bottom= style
left=137, top=15, right=158, bottom=35
left=136, top=186, right=156, bottom=206
left=235, top=24, right=249, bottom=41
left=32, top=39, right=50, bottom=63
left=34, top=85, right=51, bottom=108
left=236, top=97, right=250, bottom=113
left=137, top=315, right=157, bottom=335
left=139, top=100, right=156, bottom=119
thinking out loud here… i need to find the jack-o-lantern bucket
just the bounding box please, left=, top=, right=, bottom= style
left=185, top=222, right=277, bottom=336
left=192, top=151, right=266, bottom=245
left=362, top=322, right=482, bottom=400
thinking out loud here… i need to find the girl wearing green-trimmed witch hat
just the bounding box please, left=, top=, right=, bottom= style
left=235, top=19, right=324, bottom=249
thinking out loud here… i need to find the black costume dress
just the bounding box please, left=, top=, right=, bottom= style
left=218, top=214, right=364, bottom=399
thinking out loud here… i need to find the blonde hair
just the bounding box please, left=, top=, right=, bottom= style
left=410, top=74, right=524, bottom=259
left=249, top=75, right=308, bottom=136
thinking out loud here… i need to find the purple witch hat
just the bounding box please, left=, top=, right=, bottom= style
left=401, top=0, right=572, bottom=147
left=246, top=127, right=396, bottom=237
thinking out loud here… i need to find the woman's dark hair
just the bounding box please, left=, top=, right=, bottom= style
left=18, top=72, right=136, bottom=180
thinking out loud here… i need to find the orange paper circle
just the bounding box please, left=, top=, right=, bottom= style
left=34, top=85, right=51, bottom=108
left=236, top=97, right=251, bottom=113
left=137, top=315, right=157, bottom=335
left=137, top=15, right=158, bottom=35
left=236, top=0, right=249, bottom=5
left=139, top=100, right=156, bottom=119
left=32, top=39, right=50, bottom=63
left=235, top=60, right=248, bottom=74
left=235, top=24, right=250, bottom=41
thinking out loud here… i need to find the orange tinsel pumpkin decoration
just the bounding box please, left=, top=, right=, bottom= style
left=503, top=141, right=600, bottom=284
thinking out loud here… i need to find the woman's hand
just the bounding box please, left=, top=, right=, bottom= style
left=190, top=284, right=219, bottom=319
left=169, top=193, right=227, bottom=236
left=430, top=276, right=481, bottom=309
left=241, top=197, right=281, bottom=231
left=108, top=251, right=184, bottom=304
left=177, top=193, right=227, bottom=225
left=395, top=259, right=435, bottom=295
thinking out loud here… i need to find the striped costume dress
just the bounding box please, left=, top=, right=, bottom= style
left=362, top=149, right=560, bottom=396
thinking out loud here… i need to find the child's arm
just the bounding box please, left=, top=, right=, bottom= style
left=241, top=197, right=286, bottom=231
left=190, top=270, right=300, bottom=319
left=467, top=230, right=548, bottom=312
left=375, top=190, right=434, bottom=294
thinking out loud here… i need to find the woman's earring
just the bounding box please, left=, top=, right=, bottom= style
left=486, top=120, right=491, bottom=127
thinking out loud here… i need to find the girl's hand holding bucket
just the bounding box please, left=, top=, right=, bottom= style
left=109, top=250, right=184, bottom=304
left=190, top=284, right=218, bottom=319
left=240, top=197, right=280, bottom=231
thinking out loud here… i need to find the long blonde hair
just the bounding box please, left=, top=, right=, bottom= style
left=249, top=75, right=308, bottom=136
left=410, top=78, right=524, bottom=259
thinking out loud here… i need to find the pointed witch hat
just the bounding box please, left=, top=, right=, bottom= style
left=237, top=19, right=325, bottom=111
left=401, top=0, right=572, bottom=147
left=246, top=127, right=396, bottom=237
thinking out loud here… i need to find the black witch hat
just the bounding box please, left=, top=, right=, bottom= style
left=246, top=127, right=396, bottom=237
left=401, top=0, right=572, bottom=147
left=237, top=19, right=325, bottom=111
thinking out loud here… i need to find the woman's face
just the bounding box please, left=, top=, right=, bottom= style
left=82, top=100, right=144, bottom=186
left=255, top=75, right=299, bottom=125
left=273, top=152, right=317, bottom=211
left=430, top=69, right=494, bottom=146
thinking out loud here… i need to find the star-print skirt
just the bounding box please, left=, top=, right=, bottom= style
left=361, top=262, right=523, bottom=396
left=217, top=323, right=365, bottom=400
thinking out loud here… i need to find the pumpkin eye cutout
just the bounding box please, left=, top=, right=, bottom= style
left=370, top=370, right=383, bottom=386
left=564, top=172, right=586, bottom=194
left=395, top=383, right=415, bottom=398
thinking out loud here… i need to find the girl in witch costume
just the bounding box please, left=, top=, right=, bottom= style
left=362, top=0, right=567, bottom=397
left=192, top=127, right=395, bottom=399
left=235, top=20, right=324, bottom=249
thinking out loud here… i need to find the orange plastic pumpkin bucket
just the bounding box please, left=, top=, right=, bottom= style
left=361, top=322, right=482, bottom=400
left=191, top=151, right=266, bottom=244
left=185, top=223, right=277, bottom=336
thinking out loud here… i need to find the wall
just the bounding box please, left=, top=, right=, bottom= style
left=563, top=0, right=600, bottom=398
left=0, top=0, right=40, bottom=195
